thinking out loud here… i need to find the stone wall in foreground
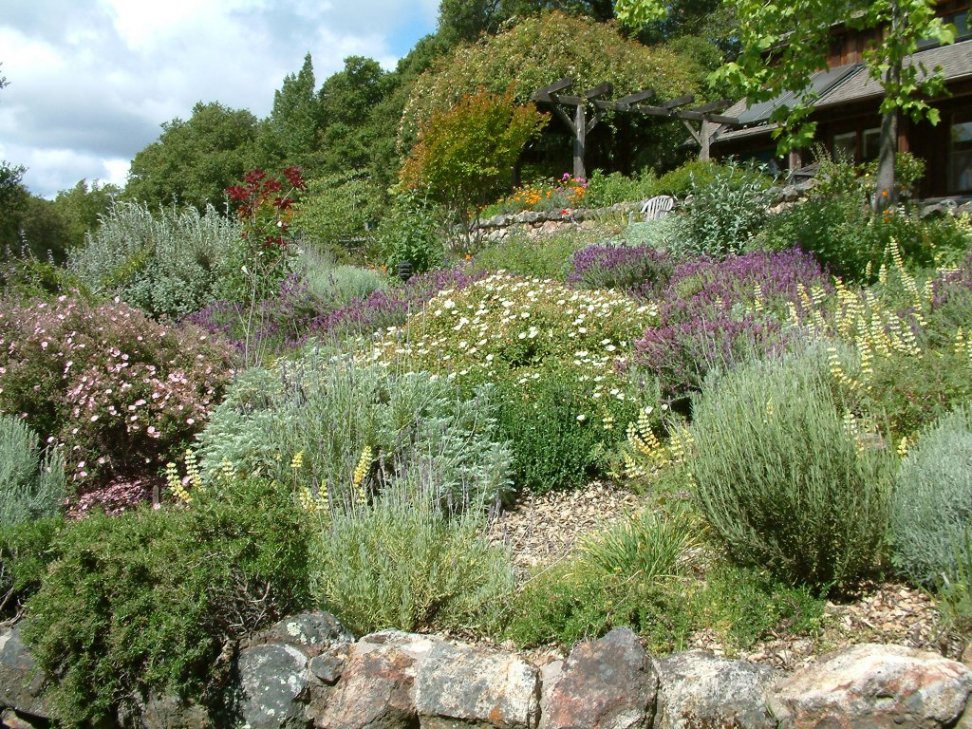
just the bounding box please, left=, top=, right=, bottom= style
left=3, top=611, right=972, bottom=728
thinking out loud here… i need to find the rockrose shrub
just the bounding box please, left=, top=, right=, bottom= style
left=373, top=273, right=655, bottom=491
left=0, top=296, right=234, bottom=491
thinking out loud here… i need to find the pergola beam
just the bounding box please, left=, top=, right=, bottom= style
left=531, top=81, right=742, bottom=169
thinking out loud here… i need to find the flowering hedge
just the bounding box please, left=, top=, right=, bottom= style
left=0, top=296, right=234, bottom=490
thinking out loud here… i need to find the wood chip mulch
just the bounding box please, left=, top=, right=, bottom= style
left=483, top=481, right=967, bottom=670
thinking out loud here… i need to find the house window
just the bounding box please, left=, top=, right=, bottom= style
left=862, top=128, right=881, bottom=162
left=950, top=111, right=972, bottom=193
left=918, top=10, right=970, bottom=48
left=833, top=132, right=857, bottom=163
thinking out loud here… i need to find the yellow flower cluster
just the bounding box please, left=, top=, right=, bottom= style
left=616, top=407, right=694, bottom=482
left=164, top=450, right=204, bottom=505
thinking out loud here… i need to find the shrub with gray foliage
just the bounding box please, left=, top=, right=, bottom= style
left=0, top=415, right=65, bottom=527
left=70, top=201, right=241, bottom=319
left=891, top=405, right=972, bottom=588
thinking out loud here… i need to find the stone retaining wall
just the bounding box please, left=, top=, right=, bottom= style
left=470, top=187, right=972, bottom=245
left=3, top=612, right=972, bottom=728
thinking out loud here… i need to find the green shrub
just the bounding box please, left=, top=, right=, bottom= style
left=377, top=193, right=445, bottom=276
left=584, top=169, right=658, bottom=208
left=649, top=160, right=721, bottom=198
left=0, top=296, right=234, bottom=492
left=310, top=476, right=514, bottom=636
left=294, top=171, right=386, bottom=257
left=69, top=201, right=241, bottom=319
left=0, top=246, right=90, bottom=303
left=374, top=272, right=655, bottom=491
left=0, top=415, right=66, bottom=527
left=690, top=351, right=893, bottom=589
left=471, top=228, right=591, bottom=279
left=757, top=169, right=970, bottom=282
left=0, top=516, right=62, bottom=621
left=494, top=362, right=638, bottom=492
left=619, top=216, right=688, bottom=251
left=22, top=476, right=309, bottom=726
left=677, top=162, right=774, bottom=259
left=195, top=355, right=513, bottom=512
left=890, top=406, right=972, bottom=588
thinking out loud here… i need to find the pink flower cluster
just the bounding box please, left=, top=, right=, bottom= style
left=0, top=295, right=235, bottom=492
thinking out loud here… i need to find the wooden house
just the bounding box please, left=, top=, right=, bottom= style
left=710, top=2, right=972, bottom=198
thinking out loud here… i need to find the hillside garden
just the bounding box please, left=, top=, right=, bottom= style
left=1, top=6, right=972, bottom=725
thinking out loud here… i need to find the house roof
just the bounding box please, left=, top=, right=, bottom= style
left=712, top=38, right=972, bottom=145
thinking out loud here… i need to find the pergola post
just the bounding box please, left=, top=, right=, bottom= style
left=574, top=103, right=586, bottom=179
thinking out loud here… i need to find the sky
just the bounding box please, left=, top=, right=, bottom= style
left=0, top=0, right=439, bottom=199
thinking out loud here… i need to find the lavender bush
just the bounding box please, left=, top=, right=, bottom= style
left=188, top=265, right=485, bottom=354
left=567, top=245, right=674, bottom=297
left=661, top=248, right=831, bottom=324
left=633, top=248, right=830, bottom=400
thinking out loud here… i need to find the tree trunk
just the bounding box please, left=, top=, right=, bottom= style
left=874, top=0, right=902, bottom=212
left=874, top=108, right=897, bottom=211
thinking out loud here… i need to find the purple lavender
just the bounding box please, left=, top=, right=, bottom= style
left=630, top=248, right=829, bottom=399
left=567, top=245, right=674, bottom=298
left=660, top=248, right=831, bottom=324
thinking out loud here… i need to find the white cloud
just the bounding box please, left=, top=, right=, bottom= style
left=0, top=0, right=437, bottom=198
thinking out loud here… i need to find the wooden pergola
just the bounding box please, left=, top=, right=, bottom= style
left=531, top=78, right=741, bottom=179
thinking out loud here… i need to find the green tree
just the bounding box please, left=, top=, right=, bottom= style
left=0, top=162, right=28, bottom=248
left=126, top=102, right=258, bottom=209
left=257, top=54, right=322, bottom=170
left=711, top=0, right=955, bottom=207
left=317, top=56, right=393, bottom=174
left=50, top=179, right=120, bottom=250
left=399, top=88, right=548, bottom=227
left=402, top=11, right=700, bottom=175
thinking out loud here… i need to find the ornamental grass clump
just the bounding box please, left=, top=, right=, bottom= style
left=690, top=350, right=893, bottom=590
left=0, top=295, right=234, bottom=492
left=890, top=405, right=972, bottom=589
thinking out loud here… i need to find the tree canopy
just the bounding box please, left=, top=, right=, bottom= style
left=400, top=10, right=701, bottom=168
left=126, top=102, right=259, bottom=209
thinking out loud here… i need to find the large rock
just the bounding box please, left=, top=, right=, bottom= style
left=316, top=631, right=539, bottom=729
left=769, top=643, right=972, bottom=728
left=539, top=627, right=658, bottom=729
left=238, top=643, right=312, bottom=729
left=653, top=651, right=780, bottom=729
left=0, top=624, right=48, bottom=721
left=136, top=693, right=212, bottom=729
left=315, top=631, right=433, bottom=729
left=237, top=612, right=354, bottom=729
left=415, top=639, right=539, bottom=728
